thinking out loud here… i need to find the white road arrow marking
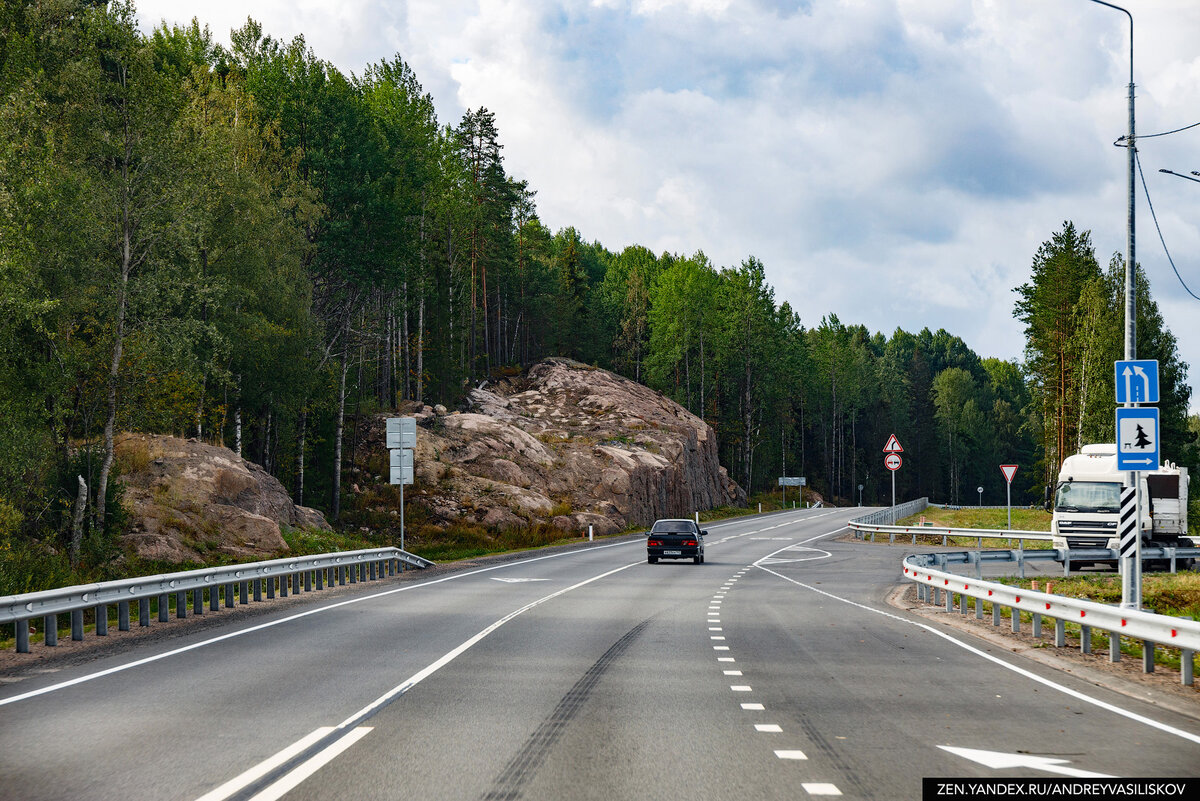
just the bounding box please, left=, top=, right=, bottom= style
left=939, top=746, right=1115, bottom=778
left=491, top=577, right=550, bottom=583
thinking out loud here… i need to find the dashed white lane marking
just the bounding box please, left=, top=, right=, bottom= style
left=709, top=627, right=722, bottom=631
left=754, top=533, right=1200, bottom=748
left=718, top=657, right=736, bottom=662
left=741, top=703, right=764, bottom=710
left=711, top=636, right=726, bottom=641
left=775, top=750, right=808, bottom=760
left=755, top=724, right=782, bottom=733
left=714, top=646, right=730, bottom=651
left=731, top=685, right=752, bottom=692
left=802, top=783, right=842, bottom=796
left=723, top=670, right=742, bottom=676
left=247, top=727, right=374, bottom=801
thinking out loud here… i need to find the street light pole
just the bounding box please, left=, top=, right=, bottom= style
left=1089, top=0, right=1140, bottom=609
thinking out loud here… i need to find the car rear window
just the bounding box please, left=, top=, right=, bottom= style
left=652, top=521, right=694, bottom=533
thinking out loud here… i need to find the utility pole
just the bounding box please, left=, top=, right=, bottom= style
left=1089, top=0, right=1140, bottom=609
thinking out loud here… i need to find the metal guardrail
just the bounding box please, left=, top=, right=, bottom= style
left=0, top=547, right=434, bottom=654
left=902, top=549, right=1200, bottom=685
left=850, top=497, right=930, bottom=526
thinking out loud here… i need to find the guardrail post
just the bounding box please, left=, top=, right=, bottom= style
left=225, top=584, right=235, bottom=608
left=119, top=600, right=130, bottom=631
left=306, top=570, right=313, bottom=592
left=240, top=581, right=249, bottom=604
left=1013, top=550, right=1025, bottom=579
left=176, top=591, right=187, bottom=618
left=945, top=590, right=953, bottom=612
left=960, top=594, right=968, bottom=616
left=193, top=588, right=203, bottom=615
left=140, top=597, right=150, bottom=626
left=280, top=574, right=289, bottom=597
left=933, top=587, right=941, bottom=606
left=1182, top=650, right=1194, bottom=686
left=338, top=565, right=346, bottom=586
left=942, top=534, right=947, bottom=547
left=158, top=594, right=169, bottom=622
left=975, top=597, right=983, bottom=620
left=1110, top=634, right=1121, bottom=662
left=1143, top=641, right=1155, bottom=673
left=209, top=588, right=219, bottom=611
left=253, top=579, right=262, bottom=602
left=1011, top=607, right=1020, bottom=633
left=911, top=533, right=916, bottom=544
left=1063, top=550, right=1071, bottom=577
left=16, top=620, right=29, bottom=653
left=71, top=609, right=83, bottom=641
left=1168, top=548, right=1177, bottom=573
left=95, top=605, right=108, bottom=636
left=1032, top=612, right=1041, bottom=638
left=992, top=602, right=1001, bottom=627
left=44, top=615, right=57, bottom=646
left=316, top=569, right=325, bottom=590
left=1080, top=625, right=1091, bottom=654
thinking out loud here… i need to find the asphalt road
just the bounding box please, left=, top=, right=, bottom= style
left=1, top=507, right=1198, bottom=801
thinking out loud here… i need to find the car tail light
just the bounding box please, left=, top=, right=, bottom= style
left=648, top=539, right=662, bottom=546
left=683, top=539, right=697, bottom=546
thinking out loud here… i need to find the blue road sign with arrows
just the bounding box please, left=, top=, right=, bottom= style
left=1115, top=407, right=1160, bottom=471
left=1114, top=359, right=1159, bottom=404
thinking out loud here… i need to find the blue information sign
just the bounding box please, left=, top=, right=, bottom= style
left=1114, top=359, right=1159, bottom=404
left=1115, top=407, right=1160, bottom=471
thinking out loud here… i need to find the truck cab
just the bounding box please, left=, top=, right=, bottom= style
left=1050, top=443, right=1191, bottom=561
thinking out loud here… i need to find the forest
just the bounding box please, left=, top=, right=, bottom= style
left=1, top=2, right=1196, bottom=590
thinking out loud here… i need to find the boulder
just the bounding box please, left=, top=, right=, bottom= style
left=361, top=358, right=744, bottom=534
left=115, top=433, right=332, bottom=563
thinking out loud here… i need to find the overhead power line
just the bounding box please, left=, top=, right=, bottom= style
left=1134, top=150, right=1200, bottom=301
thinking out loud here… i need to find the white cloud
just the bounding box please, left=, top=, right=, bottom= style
left=134, top=0, right=1200, bottom=407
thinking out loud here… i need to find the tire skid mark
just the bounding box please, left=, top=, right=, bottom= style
left=481, top=620, right=650, bottom=800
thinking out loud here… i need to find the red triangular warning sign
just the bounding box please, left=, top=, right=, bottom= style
left=1000, top=464, right=1018, bottom=483
left=883, top=434, right=903, bottom=453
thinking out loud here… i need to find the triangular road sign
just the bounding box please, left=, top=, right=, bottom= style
left=1000, top=464, right=1018, bottom=484
left=883, top=434, right=903, bottom=453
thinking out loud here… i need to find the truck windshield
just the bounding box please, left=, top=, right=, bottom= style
left=1055, top=481, right=1122, bottom=513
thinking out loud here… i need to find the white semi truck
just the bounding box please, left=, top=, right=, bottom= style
left=1050, top=443, right=1193, bottom=567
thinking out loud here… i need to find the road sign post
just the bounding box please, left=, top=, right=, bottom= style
left=1114, top=359, right=1160, bottom=610
left=387, top=417, right=417, bottom=555
left=883, top=435, right=903, bottom=524
left=1000, top=465, right=1018, bottom=531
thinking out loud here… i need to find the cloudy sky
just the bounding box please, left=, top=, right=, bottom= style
left=135, top=0, right=1200, bottom=405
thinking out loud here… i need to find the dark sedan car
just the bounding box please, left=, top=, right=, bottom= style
left=647, top=519, right=706, bottom=564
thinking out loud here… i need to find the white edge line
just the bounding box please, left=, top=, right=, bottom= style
left=0, top=537, right=646, bottom=708
left=247, top=726, right=374, bottom=801
left=753, top=532, right=1200, bottom=747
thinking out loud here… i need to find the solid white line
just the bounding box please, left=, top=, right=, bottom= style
left=246, top=727, right=373, bottom=801
left=193, top=727, right=334, bottom=801
left=0, top=538, right=644, bottom=708
left=753, top=533, right=1200, bottom=747
left=194, top=560, right=641, bottom=801
left=329, top=562, right=639, bottom=731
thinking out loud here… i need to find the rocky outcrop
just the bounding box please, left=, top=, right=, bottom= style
left=115, top=433, right=331, bottom=563
left=358, top=358, right=744, bottom=535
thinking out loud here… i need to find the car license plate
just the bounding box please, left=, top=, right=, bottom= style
left=663, top=550, right=681, bottom=555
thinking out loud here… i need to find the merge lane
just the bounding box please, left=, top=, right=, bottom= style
left=737, top=530, right=1200, bottom=798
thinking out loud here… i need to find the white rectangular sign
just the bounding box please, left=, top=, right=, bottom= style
left=389, top=448, right=414, bottom=485
left=386, top=417, right=417, bottom=450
